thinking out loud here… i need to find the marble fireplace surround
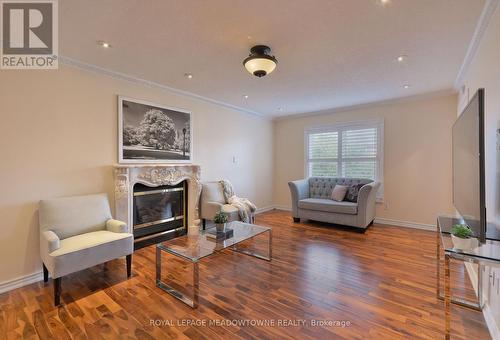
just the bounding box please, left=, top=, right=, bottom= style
left=114, top=164, right=202, bottom=235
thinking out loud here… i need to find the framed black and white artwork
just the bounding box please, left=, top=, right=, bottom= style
left=118, top=96, right=192, bottom=163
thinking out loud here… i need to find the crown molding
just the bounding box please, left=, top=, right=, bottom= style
left=273, top=89, right=456, bottom=121
left=58, top=56, right=268, bottom=119
left=454, top=0, right=500, bottom=89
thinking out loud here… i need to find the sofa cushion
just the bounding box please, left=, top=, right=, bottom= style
left=331, top=185, right=348, bottom=201
left=308, top=177, right=372, bottom=199
left=298, top=198, right=358, bottom=215
left=345, top=183, right=366, bottom=203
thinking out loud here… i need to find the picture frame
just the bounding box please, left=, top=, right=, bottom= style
left=118, top=96, right=192, bottom=163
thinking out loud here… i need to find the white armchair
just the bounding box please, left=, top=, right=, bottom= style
left=200, top=181, right=255, bottom=229
left=39, top=193, right=134, bottom=305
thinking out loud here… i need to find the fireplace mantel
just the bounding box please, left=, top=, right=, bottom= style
left=113, top=164, right=202, bottom=235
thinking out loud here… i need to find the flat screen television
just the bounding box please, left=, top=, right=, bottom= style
left=452, top=88, right=486, bottom=243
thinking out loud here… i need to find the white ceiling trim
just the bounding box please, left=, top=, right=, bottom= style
left=454, top=0, right=499, bottom=89
left=58, top=55, right=267, bottom=119
left=274, top=89, right=456, bottom=121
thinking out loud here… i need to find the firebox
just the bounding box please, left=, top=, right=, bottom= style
left=132, top=181, right=187, bottom=249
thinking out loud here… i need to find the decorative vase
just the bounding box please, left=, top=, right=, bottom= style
left=451, top=234, right=476, bottom=250
left=215, top=223, right=226, bottom=233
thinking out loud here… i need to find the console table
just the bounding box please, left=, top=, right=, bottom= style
left=436, top=215, right=500, bottom=339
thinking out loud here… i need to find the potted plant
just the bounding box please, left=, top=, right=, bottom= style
left=213, top=211, right=228, bottom=233
left=450, top=224, right=475, bottom=250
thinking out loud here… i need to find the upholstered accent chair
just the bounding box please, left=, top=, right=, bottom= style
left=39, top=193, right=134, bottom=305
left=288, top=177, right=380, bottom=230
left=200, top=181, right=254, bottom=229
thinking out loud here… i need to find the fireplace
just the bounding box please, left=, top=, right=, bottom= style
left=132, top=181, right=187, bottom=249
left=114, top=164, right=202, bottom=250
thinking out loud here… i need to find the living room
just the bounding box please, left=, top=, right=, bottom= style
left=1, top=0, right=500, bottom=339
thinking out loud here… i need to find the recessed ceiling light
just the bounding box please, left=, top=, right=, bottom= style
left=397, top=55, right=407, bottom=62
left=97, top=40, right=111, bottom=48
left=403, top=84, right=411, bottom=89
left=184, top=73, right=193, bottom=79
left=243, top=95, right=249, bottom=99
left=380, top=0, right=390, bottom=4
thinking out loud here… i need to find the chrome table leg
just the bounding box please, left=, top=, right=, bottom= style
left=156, top=248, right=200, bottom=308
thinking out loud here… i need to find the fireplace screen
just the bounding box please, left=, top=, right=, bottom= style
left=133, top=182, right=185, bottom=240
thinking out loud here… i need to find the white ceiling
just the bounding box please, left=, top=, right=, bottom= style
left=60, top=0, right=485, bottom=117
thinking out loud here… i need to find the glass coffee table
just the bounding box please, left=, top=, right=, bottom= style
left=156, top=221, right=272, bottom=308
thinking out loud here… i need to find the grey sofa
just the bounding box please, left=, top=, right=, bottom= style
left=288, top=177, right=380, bottom=230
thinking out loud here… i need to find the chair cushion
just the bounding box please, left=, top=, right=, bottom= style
left=39, top=193, right=112, bottom=239
left=298, top=198, right=358, bottom=215
left=45, top=230, right=133, bottom=278
left=221, top=204, right=240, bottom=221
left=201, top=182, right=226, bottom=204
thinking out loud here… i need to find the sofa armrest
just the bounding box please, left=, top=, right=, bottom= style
left=41, top=230, right=60, bottom=254
left=288, top=179, right=310, bottom=217
left=201, top=201, right=223, bottom=220
left=106, top=219, right=128, bottom=233
left=357, top=182, right=381, bottom=228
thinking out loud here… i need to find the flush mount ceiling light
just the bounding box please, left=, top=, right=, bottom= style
left=243, top=45, right=277, bottom=77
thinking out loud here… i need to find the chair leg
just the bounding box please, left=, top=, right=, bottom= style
left=126, top=254, right=132, bottom=278
left=293, top=217, right=300, bottom=223
left=54, top=277, right=61, bottom=306
left=202, top=219, right=206, bottom=230
left=43, top=263, right=49, bottom=283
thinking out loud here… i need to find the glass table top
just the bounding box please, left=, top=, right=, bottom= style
left=438, top=215, right=500, bottom=263
left=157, top=221, right=271, bottom=261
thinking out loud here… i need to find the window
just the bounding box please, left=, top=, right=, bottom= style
left=305, top=119, right=384, bottom=199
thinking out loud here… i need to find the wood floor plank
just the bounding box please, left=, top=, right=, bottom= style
left=0, top=210, right=491, bottom=339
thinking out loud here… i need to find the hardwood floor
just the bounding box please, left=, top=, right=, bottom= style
left=0, top=210, right=490, bottom=339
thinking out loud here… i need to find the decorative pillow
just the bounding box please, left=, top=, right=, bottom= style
left=345, top=183, right=365, bottom=203
left=331, top=185, right=348, bottom=202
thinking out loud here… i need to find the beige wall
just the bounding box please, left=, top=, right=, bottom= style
left=458, top=4, right=500, bottom=331
left=273, top=94, right=457, bottom=225
left=459, top=6, right=500, bottom=226
left=0, top=65, right=274, bottom=284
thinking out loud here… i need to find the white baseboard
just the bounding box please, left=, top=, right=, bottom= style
left=270, top=206, right=435, bottom=231
left=464, top=262, right=479, bottom=293
left=464, top=262, right=500, bottom=340
left=0, top=271, right=43, bottom=295
left=373, top=217, right=435, bottom=231
left=272, top=205, right=292, bottom=212
left=483, top=304, right=500, bottom=340
left=255, top=206, right=276, bottom=214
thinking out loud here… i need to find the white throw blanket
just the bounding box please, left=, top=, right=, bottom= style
left=219, top=180, right=257, bottom=223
